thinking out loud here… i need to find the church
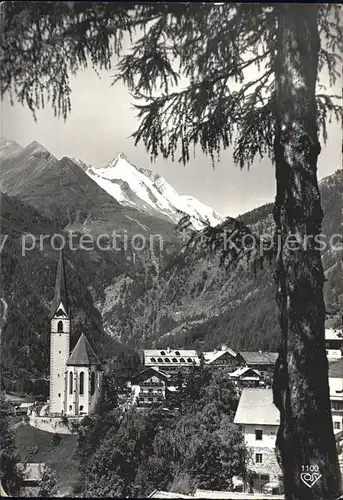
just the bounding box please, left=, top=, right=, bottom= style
left=49, top=250, right=102, bottom=417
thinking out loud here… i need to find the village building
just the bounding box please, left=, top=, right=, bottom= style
left=203, top=346, right=238, bottom=369
left=229, top=366, right=263, bottom=388
left=128, top=367, right=170, bottom=406
left=325, top=329, right=343, bottom=360
left=143, top=348, right=200, bottom=378
left=234, top=388, right=283, bottom=495
left=15, top=463, right=46, bottom=497
left=329, top=358, right=343, bottom=433
left=235, top=352, right=278, bottom=377
left=49, top=250, right=102, bottom=417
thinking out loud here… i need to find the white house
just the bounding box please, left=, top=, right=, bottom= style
left=144, top=348, right=200, bottom=378
left=129, top=367, right=170, bottom=406
left=234, top=388, right=283, bottom=494
left=325, top=329, right=343, bottom=360
left=329, top=358, right=343, bottom=433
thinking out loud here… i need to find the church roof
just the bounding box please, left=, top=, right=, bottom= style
left=67, top=333, right=100, bottom=366
left=50, top=249, right=69, bottom=318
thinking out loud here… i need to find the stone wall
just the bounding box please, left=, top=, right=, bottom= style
left=29, top=412, right=80, bottom=435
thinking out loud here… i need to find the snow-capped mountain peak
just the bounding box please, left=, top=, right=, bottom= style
left=85, top=153, right=224, bottom=229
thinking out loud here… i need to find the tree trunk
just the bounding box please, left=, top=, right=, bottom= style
left=272, top=5, right=342, bottom=500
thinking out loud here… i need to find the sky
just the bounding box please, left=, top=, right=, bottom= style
left=1, top=33, right=342, bottom=218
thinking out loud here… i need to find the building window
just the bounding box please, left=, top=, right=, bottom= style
left=164, top=358, right=170, bottom=363
left=69, top=405, right=72, bottom=411
left=334, top=421, right=341, bottom=430
left=58, top=393, right=61, bottom=397
left=150, top=357, right=156, bottom=362
left=157, top=358, right=163, bottom=363
left=80, top=405, right=84, bottom=412
left=160, top=351, right=166, bottom=355
left=180, top=358, right=185, bottom=362
left=91, top=372, right=95, bottom=395
left=175, top=351, right=180, bottom=356
left=59, top=350, right=61, bottom=354
left=255, top=429, right=263, bottom=440
left=69, top=371, right=73, bottom=394
left=255, top=453, right=263, bottom=464
left=187, top=358, right=192, bottom=363
left=57, top=374, right=60, bottom=378
left=79, top=371, right=84, bottom=395
left=172, top=358, right=178, bottom=363
left=57, top=320, right=63, bottom=333
left=260, top=474, right=269, bottom=481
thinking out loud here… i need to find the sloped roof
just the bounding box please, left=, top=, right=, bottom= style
left=131, top=367, right=170, bottom=383
left=234, top=388, right=280, bottom=425
left=50, top=250, right=69, bottom=318
left=67, top=333, right=100, bottom=366
left=16, top=463, right=45, bottom=482
left=238, top=351, right=278, bottom=365
left=144, top=349, right=200, bottom=365
left=329, top=359, right=343, bottom=379
left=229, top=366, right=261, bottom=378
left=203, top=348, right=237, bottom=364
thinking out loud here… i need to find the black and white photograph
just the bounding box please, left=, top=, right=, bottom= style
left=0, top=2, right=342, bottom=499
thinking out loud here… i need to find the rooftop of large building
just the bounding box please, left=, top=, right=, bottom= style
left=234, top=388, right=280, bottom=426
left=325, top=328, right=343, bottom=341
left=144, top=349, right=200, bottom=365
left=237, top=351, right=278, bottom=365
left=67, top=333, right=100, bottom=366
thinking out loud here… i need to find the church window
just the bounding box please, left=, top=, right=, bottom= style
left=69, top=372, right=73, bottom=394
left=57, top=320, right=63, bottom=333
left=79, top=372, right=84, bottom=395
left=58, top=393, right=61, bottom=397
left=91, top=372, right=95, bottom=395
left=80, top=405, right=84, bottom=412
left=69, top=405, right=72, bottom=411
left=59, top=350, right=61, bottom=354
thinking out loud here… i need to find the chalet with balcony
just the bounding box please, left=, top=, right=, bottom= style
left=235, top=352, right=278, bottom=376
left=129, top=367, right=170, bottom=406
left=203, top=346, right=238, bottom=369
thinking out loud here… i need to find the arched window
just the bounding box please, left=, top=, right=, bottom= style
left=157, top=358, right=163, bottom=363
left=79, top=371, right=84, bottom=395
left=180, top=358, right=185, bottom=363
left=69, top=405, right=72, bottom=411
left=69, top=372, right=73, bottom=394
left=172, top=358, right=178, bottom=363
left=175, top=351, right=180, bottom=356
left=91, top=372, right=95, bottom=395
left=79, top=405, right=84, bottom=413
left=150, top=357, right=156, bottom=362
left=164, top=358, right=170, bottom=363
left=187, top=358, right=192, bottom=363
left=57, top=320, right=63, bottom=333
left=160, top=351, right=166, bottom=355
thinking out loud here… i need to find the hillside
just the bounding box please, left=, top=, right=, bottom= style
left=0, top=135, right=341, bottom=386
left=14, top=424, right=79, bottom=495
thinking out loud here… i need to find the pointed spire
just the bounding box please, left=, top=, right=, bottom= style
left=50, top=249, right=69, bottom=318
left=67, top=333, right=100, bottom=366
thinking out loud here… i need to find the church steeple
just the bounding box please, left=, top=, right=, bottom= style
left=50, top=249, right=69, bottom=318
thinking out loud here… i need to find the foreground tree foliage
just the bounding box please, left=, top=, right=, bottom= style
left=0, top=395, right=22, bottom=495
left=76, top=367, right=245, bottom=497
left=1, top=3, right=342, bottom=499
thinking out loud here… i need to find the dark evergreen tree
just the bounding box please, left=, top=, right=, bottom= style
left=1, top=3, right=342, bottom=498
